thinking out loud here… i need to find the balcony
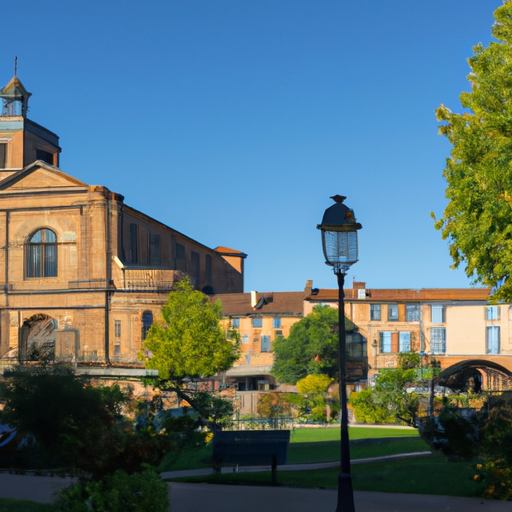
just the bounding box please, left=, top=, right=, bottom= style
left=120, top=268, right=180, bottom=291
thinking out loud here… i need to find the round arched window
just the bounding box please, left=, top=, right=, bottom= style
left=26, top=229, right=58, bottom=278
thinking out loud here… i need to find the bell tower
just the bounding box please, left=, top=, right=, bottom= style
left=0, top=70, right=61, bottom=180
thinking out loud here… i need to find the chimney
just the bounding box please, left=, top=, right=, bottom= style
left=304, top=280, right=313, bottom=295
left=251, top=291, right=258, bottom=308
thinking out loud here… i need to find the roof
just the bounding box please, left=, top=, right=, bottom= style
left=214, top=246, right=248, bottom=258
left=307, top=287, right=492, bottom=302
left=211, top=291, right=305, bottom=317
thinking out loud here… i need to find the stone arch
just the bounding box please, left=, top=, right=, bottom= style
left=19, top=313, right=57, bottom=361
left=437, top=359, right=512, bottom=392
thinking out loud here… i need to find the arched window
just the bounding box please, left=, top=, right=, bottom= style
left=26, top=229, right=58, bottom=278
left=142, top=311, right=153, bottom=340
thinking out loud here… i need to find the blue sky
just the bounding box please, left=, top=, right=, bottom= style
left=2, top=1, right=499, bottom=293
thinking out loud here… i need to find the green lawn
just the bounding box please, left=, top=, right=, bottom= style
left=0, top=498, right=55, bottom=512
left=170, top=452, right=483, bottom=498
left=158, top=427, right=423, bottom=472
left=290, top=426, right=418, bottom=444
left=289, top=437, right=428, bottom=464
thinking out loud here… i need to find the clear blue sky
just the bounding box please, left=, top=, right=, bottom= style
left=2, top=1, right=499, bottom=293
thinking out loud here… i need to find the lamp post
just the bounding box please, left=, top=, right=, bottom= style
left=318, top=195, right=362, bottom=512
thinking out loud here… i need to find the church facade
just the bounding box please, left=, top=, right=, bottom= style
left=0, top=76, right=246, bottom=367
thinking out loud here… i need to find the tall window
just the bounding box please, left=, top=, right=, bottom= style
left=431, top=305, right=445, bottom=324
left=273, top=317, right=281, bottom=328
left=191, top=251, right=200, bottom=285
left=430, top=328, right=446, bottom=354
left=129, top=223, right=138, bottom=263
left=370, top=304, right=381, bottom=321
left=388, top=304, right=398, bottom=321
left=149, top=233, right=161, bottom=266
left=379, top=332, right=392, bottom=353
left=232, top=318, right=240, bottom=329
left=486, top=306, right=499, bottom=320
left=0, top=143, right=6, bottom=168
left=205, top=254, right=212, bottom=285
left=487, top=326, right=500, bottom=354
left=261, top=335, right=271, bottom=352
left=175, top=243, right=186, bottom=271
left=406, top=304, right=420, bottom=322
left=142, top=311, right=153, bottom=340
left=26, top=228, right=58, bottom=278
left=399, top=332, right=411, bottom=352
left=115, top=320, right=121, bottom=338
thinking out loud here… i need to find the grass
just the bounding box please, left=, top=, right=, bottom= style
left=290, top=426, right=418, bottom=444
left=169, top=452, right=483, bottom=498
left=289, top=437, right=428, bottom=464
left=158, top=426, right=423, bottom=472
left=0, top=498, right=55, bottom=512
left=158, top=443, right=213, bottom=472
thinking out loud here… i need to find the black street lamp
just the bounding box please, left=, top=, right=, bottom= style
left=317, top=195, right=362, bottom=512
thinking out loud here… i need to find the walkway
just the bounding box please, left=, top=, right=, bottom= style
left=1, top=452, right=510, bottom=512
left=0, top=473, right=510, bottom=512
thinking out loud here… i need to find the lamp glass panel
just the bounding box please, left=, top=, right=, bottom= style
left=322, top=230, right=358, bottom=268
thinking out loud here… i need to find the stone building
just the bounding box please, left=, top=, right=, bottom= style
left=0, top=75, right=245, bottom=368
left=211, top=287, right=305, bottom=415
left=305, top=281, right=512, bottom=392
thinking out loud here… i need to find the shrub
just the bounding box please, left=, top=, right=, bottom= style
left=53, top=468, right=169, bottom=512
left=475, top=459, right=512, bottom=501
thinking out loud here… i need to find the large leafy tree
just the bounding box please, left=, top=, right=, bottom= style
left=350, top=353, right=427, bottom=426
left=142, top=277, right=240, bottom=429
left=272, top=305, right=353, bottom=385
left=435, top=1, right=512, bottom=301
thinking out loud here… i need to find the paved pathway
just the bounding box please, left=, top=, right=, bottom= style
left=1, top=451, right=511, bottom=512
left=0, top=474, right=510, bottom=512
left=170, top=482, right=512, bottom=512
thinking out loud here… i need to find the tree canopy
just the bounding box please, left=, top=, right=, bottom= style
left=143, top=278, right=240, bottom=380
left=350, top=353, right=428, bottom=426
left=142, top=278, right=239, bottom=430
left=271, top=304, right=353, bottom=385
left=434, top=1, right=512, bottom=301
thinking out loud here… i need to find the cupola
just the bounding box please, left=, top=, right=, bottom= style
left=0, top=76, right=31, bottom=118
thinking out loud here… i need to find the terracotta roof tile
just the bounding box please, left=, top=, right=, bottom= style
left=211, top=291, right=304, bottom=317
left=307, top=287, right=491, bottom=302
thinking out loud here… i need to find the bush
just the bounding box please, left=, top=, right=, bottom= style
left=53, top=468, right=169, bottom=512
left=349, top=390, right=397, bottom=425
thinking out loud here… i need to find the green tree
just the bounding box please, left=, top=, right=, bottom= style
left=272, top=305, right=353, bottom=385
left=350, top=353, right=424, bottom=426
left=296, top=374, right=335, bottom=423
left=0, top=366, right=132, bottom=476
left=143, top=278, right=239, bottom=380
left=434, top=1, right=512, bottom=301
left=257, top=392, right=292, bottom=426
left=296, top=374, right=333, bottom=396
left=142, top=277, right=240, bottom=429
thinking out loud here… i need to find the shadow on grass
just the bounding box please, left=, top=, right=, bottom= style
left=0, top=498, right=55, bottom=512
left=168, top=452, right=484, bottom=499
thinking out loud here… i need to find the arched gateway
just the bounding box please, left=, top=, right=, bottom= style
left=18, top=314, right=56, bottom=361
left=437, top=359, right=512, bottom=392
